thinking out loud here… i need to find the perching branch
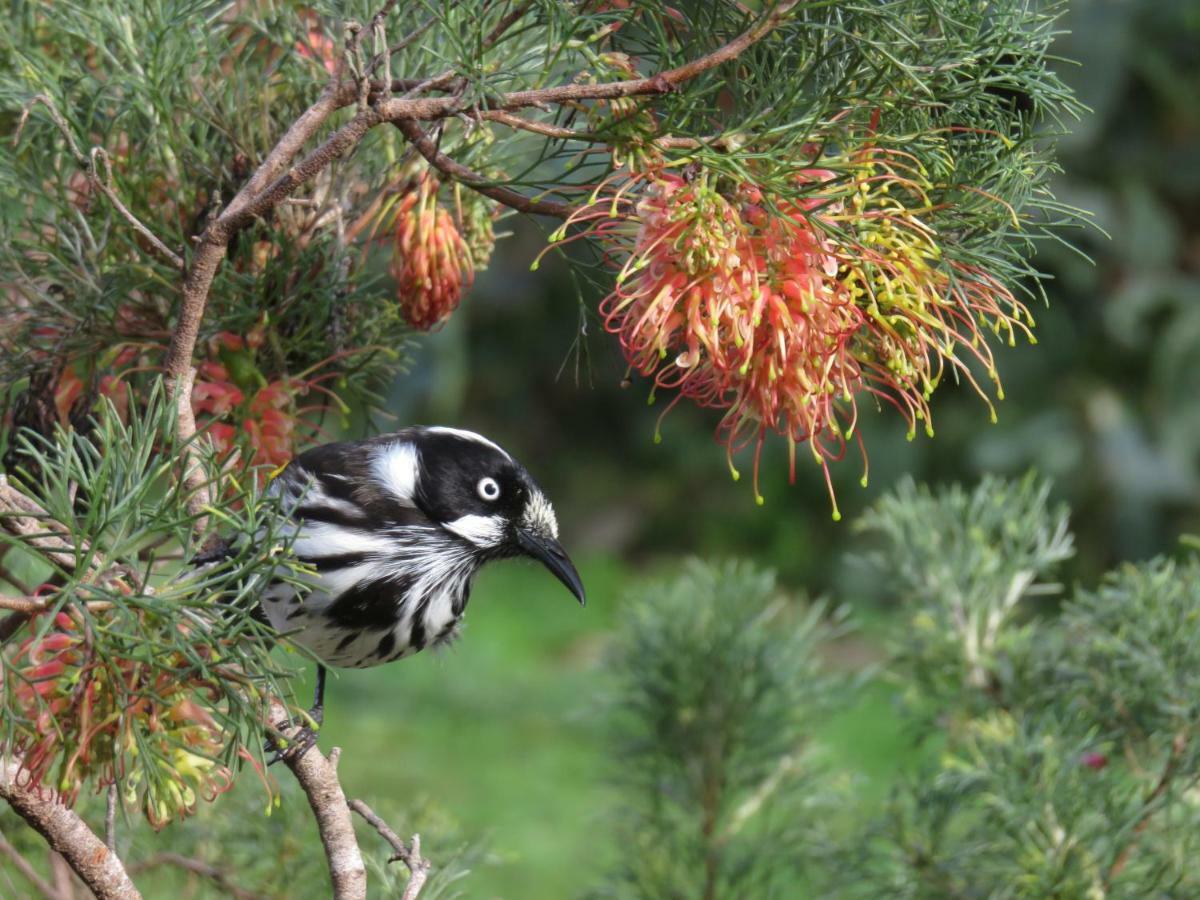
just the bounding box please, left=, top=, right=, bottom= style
left=0, top=760, right=142, bottom=900
left=349, top=798, right=433, bottom=900
left=269, top=701, right=367, bottom=900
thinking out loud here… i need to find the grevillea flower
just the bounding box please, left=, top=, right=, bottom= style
left=390, top=175, right=474, bottom=331
left=192, top=359, right=317, bottom=471
left=6, top=611, right=235, bottom=827
left=549, top=146, right=1032, bottom=515
left=295, top=10, right=337, bottom=75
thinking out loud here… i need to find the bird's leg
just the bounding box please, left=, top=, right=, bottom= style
left=267, top=664, right=326, bottom=765
left=309, top=664, right=326, bottom=727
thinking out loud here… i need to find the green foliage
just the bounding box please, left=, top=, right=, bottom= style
left=857, top=475, right=1073, bottom=714
left=598, top=559, right=851, bottom=899
left=1053, top=557, right=1200, bottom=742
left=852, top=477, right=1200, bottom=898
left=0, top=381, right=298, bottom=820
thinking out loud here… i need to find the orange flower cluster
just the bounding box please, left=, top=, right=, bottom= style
left=390, top=175, right=474, bottom=331
left=557, top=151, right=1032, bottom=515
left=7, top=611, right=235, bottom=827
left=191, top=329, right=324, bottom=470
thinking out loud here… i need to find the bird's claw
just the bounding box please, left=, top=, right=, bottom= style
left=266, top=708, right=323, bottom=766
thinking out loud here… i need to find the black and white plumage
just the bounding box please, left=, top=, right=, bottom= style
left=261, top=426, right=585, bottom=672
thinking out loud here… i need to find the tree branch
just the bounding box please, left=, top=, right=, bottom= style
left=0, top=827, right=59, bottom=900
left=0, top=760, right=142, bottom=900
left=155, top=1, right=795, bottom=536
left=394, top=119, right=574, bottom=217
left=348, top=798, right=432, bottom=900
left=1105, top=731, right=1188, bottom=887
left=15, top=95, right=185, bottom=271
left=126, top=853, right=264, bottom=900
left=269, top=701, right=367, bottom=900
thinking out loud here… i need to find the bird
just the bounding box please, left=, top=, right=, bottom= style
left=259, top=426, right=585, bottom=755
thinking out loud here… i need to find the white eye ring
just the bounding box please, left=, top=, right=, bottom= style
left=477, top=477, right=501, bottom=501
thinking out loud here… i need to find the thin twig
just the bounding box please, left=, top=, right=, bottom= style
left=482, top=2, right=532, bottom=51
left=478, top=108, right=741, bottom=150
left=0, top=760, right=142, bottom=900
left=15, top=96, right=184, bottom=270
left=48, top=852, right=74, bottom=900
left=349, top=799, right=432, bottom=900
left=394, top=119, right=573, bottom=217
left=127, top=853, right=265, bottom=900
left=0, top=827, right=59, bottom=900
left=364, top=14, right=437, bottom=77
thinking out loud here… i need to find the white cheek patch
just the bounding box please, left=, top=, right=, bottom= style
left=443, top=513, right=507, bottom=548
left=522, top=490, right=559, bottom=540
left=373, top=442, right=420, bottom=507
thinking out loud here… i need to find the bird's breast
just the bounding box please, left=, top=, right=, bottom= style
left=262, top=531, right=477, bottom=668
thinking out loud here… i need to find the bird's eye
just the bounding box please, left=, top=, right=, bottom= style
left=477, top=477, right=501, bottom=501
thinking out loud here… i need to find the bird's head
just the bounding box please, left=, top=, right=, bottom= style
left=374, top=427, right=585, bottom=605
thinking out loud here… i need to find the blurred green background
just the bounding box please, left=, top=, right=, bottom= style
left=313, top=1, right=1200, bottom=896
left=89, top=1, right=1192, bottom=896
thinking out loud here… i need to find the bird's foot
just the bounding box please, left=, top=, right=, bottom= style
left=266, top=706, right=323, bottom=766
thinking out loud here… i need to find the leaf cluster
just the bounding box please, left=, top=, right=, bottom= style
left=852, top=477, right=1200, bottom=898
left=0, top=381, right=305, bottom=821
left=598, top=558, right=852, bottom=899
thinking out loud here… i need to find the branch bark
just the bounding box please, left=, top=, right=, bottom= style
left=0, top=760, right=142, bottom=900
left=394, top=119, right=574, bottom=217
left=349, top=798, right=432, bottom=900
left=269, top=701, right=367, bottom=900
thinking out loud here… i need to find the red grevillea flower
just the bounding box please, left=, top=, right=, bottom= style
left=550, top=149, right=1032, bottom=515
left=390, top=175, right=475, bottom=331
left=192, top=360, right=315, bottom=470
left=6, top=611, right=235, bottom=827
left=295, top=11, right=337, bottom=75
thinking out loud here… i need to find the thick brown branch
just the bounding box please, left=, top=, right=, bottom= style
left=348, top=798, right=432, bottom=899
left=0, top=760, right=142, bottom=900
left=394, top=119, right=573, bottom=217
left=269, top=702, right=366, bottom=900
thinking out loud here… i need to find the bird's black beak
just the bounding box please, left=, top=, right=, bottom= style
left=516, top=529, right=586, bottom=606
